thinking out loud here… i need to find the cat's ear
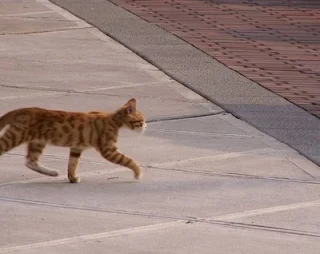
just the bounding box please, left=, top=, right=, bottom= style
left=125, top=98, right=136, bottom=114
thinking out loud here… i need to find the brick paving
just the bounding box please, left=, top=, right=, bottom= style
left=110, top=0, right=320, bottom=118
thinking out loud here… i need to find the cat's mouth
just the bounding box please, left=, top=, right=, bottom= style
left=129, top=121, right=147, bottom=133
left=138, top=122, right=147, bottom=133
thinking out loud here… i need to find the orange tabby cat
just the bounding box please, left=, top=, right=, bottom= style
left=0, top=98, right=146, bottom=183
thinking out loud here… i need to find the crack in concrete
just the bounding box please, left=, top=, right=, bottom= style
left=1, top=84, right=83, bottom=93
left=148, top=148, right=275, bottom=165
left=208, top=199, right=320, bottom=221
left=0, top=26, right=91, bottom=36
left=0, top=11, right=55, bottom=17
left=146, top=128, right=252, bottom=138
left=203, top=220, right=320, bottom=239
left=289, top=159, right=317, bottom=180
left=0, top=91, right=64, bottom=101
left=146, top=166, right=320, bottom=185
left=5, top=151, right=103, bottom=164
left=0, top=167, right=127, bottom=188
left=0, top=84, right=213, bottom=103
left=146, top=112, right=226, bottom=123
left=0, top=196, right=184, bottom=221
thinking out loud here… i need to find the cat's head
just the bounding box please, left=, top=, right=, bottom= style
left=120, top=98, right=147, bottom=133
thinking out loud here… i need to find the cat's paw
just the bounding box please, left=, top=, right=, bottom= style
left=134, top=171, right=142, bottom=180
left=68, top=175, right=81, bottom=183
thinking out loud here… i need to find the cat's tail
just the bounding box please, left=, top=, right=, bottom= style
left=0, top=111, right=14, bottom=137
left=0, top=111, right=15, bottom=130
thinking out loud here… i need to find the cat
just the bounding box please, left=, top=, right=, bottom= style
left=0, top=98, right=146, bottom=183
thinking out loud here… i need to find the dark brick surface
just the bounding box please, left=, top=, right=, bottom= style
left=110, top=0, right=320, bottom=118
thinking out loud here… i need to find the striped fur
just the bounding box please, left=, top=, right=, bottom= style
left=0, top=98, right=146, bottom=183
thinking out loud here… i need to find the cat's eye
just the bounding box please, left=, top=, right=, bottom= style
left=130, top=120, right=142, bottom=124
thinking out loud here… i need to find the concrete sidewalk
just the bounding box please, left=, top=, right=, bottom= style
left=0, top=0, right=319, bottom=253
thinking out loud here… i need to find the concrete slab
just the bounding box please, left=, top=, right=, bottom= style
left=0, top=200, right=170, bottom=248
left=1, top=168, right=319, bottom=219
left=1, top=220, right=319, bottom=254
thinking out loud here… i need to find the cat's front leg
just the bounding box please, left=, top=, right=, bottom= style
left=68, top=147, right=83, bottom=183
left=100, top=146, right=141, bottom=179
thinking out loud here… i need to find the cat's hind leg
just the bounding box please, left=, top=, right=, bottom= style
left=25, top=142, right=59, bottom=177
left=67, top=147, right=83, bottom=183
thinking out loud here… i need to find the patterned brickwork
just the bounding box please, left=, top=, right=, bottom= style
left=111, top=0, right=320, bottom=117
